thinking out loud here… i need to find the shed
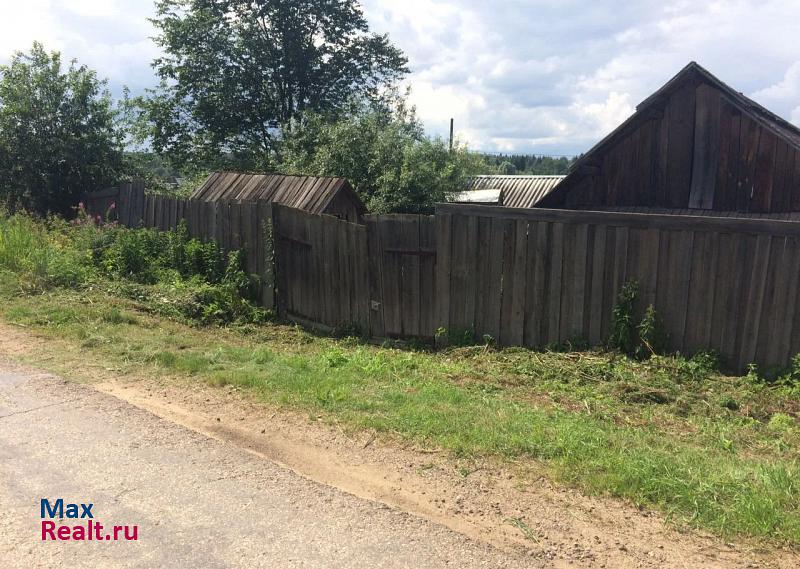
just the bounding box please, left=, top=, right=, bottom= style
left=538, top=62, right=800, bottom=216
left=465, top=175, right=565, bottom=208
left=190, top=172, right=367, bottom=223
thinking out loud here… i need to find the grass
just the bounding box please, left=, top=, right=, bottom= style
left=0, top=212, right=799, bottom=545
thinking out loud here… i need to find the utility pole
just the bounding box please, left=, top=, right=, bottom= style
left=449, top=118, right=454, bottom=152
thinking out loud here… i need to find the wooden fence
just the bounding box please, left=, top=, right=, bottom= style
left=436, top=204, right=800, bottom=371
left=273, top=205, right=369, bottom=331
left=85, top=184, right=800, bottom=372
left=272, top=205, right=436, bottom=338
left=84, top=181, right=146, bottom=225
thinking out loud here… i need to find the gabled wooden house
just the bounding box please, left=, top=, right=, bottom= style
left=539, top=62, right=800, bottom=218
left=191, top=172, right=367, bottom=223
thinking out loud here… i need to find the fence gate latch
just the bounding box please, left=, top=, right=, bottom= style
left=370, top=300, right=381, bottom=311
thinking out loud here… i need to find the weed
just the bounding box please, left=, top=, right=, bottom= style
left=505, top=518, right=539, bottom=542
left=435, top=326, right=475, bottom=347
left=609, top=280, right=638, bottom=356
left=637, top=304, right=668, bottom=359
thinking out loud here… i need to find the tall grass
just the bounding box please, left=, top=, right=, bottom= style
left=0, top=211, right=267, bottom=324
left=0, top=213, right=93, bottom=291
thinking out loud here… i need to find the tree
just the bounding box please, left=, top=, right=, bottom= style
left=498, top=161, right=517, bottom=175
left=280, top=97, right=484, bottom=213
left=146, top=0, right=408, bottom=171
left=0, top=43, right=123, bottom=214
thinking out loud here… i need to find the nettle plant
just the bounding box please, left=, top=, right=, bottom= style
left=609, top=280, right=668, bottom=360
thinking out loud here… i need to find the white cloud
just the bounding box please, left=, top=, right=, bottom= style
left=577, top=92, right=635, bottom=134
left=2, top=0, right=800, bottom=152
left=752, top=62, right=800, bottom=127
left=0, top=0, right=159, bottom=93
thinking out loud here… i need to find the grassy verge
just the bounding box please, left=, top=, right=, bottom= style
left=0, top=212, right=799, bottom=544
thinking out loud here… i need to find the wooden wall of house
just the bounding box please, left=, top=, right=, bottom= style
left=546, top=79, right=800, bottom=214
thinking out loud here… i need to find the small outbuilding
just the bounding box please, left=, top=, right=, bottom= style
left=191, top=172, right=367, bottom=223
left=464, top=175, right=565, bottom=208
left=538, top=62, right=800, bottom=218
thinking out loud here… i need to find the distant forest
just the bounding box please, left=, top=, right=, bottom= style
left=478, top=153, right=577, bottom=175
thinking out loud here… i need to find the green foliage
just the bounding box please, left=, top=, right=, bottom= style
left=0, top=43, right=123, bottom=214
left=609, top=281, right=639, bottom=356
left=0, top=213, right=96, bottom=292
left=434, top=326, right=476, bottom=348
left=479, top=152, right=576, bottom=175
left=497, top=161, right=517, bottom=175
left=768, top=413, right=795, bottom=433
left=637, top=304, right=668, bottom=359
left=143, top=0, right=408, bottom=171
left=609, top=282, right=670, bottom=360
left=99, top=222, right=224, bottom=285
left=92, top=223, right=265, bottom=325
left=0, top=212, right=265, bottom=326
left=280, top=97, right=484, bottom=213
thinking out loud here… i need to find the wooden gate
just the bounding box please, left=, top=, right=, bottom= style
left=272, top=204, right=370, bottom=333
left=365, top=214, right=436, bottom=339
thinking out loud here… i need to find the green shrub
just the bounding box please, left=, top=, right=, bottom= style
left=100, top=228, right=167, bottom=283
left=95, top=222, right=225, bottom=285
left=181, top=234, right=225, bottom=283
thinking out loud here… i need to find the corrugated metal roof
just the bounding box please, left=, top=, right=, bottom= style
left=465, top=175, right=565, bottom=208
left=189, top=172, right=366, bottom=215
left=452, top=189, right=503, bottom=204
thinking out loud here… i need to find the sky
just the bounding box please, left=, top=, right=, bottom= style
left=1, top=0, right=799, bottom=156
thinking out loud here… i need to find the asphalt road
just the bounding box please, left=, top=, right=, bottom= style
left=0, top=365, right=537, bottom=569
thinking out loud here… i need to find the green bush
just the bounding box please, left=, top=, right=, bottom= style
left=95, top=221, right=225, bottom=285
left=100, top=228, right=165, bottom=283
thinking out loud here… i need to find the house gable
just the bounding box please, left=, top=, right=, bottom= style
left=538, top=62, right=800, bottom=214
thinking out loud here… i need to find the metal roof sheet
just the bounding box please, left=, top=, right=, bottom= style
left=452, top=188, right=503, bottom=204
left=465, top=175, right=565, bottom=208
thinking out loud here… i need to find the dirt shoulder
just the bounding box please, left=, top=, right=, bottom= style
left=1, top=322, right=795, bottom=569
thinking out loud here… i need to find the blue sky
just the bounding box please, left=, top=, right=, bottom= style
left=2, top=1, right=800, bottom=156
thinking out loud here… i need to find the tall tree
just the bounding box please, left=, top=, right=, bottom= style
left=147, top=0, right=409, bottom=171
left=281, top=97, right=484, bottom=213
left=0, top=43, right=123, bottom=214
